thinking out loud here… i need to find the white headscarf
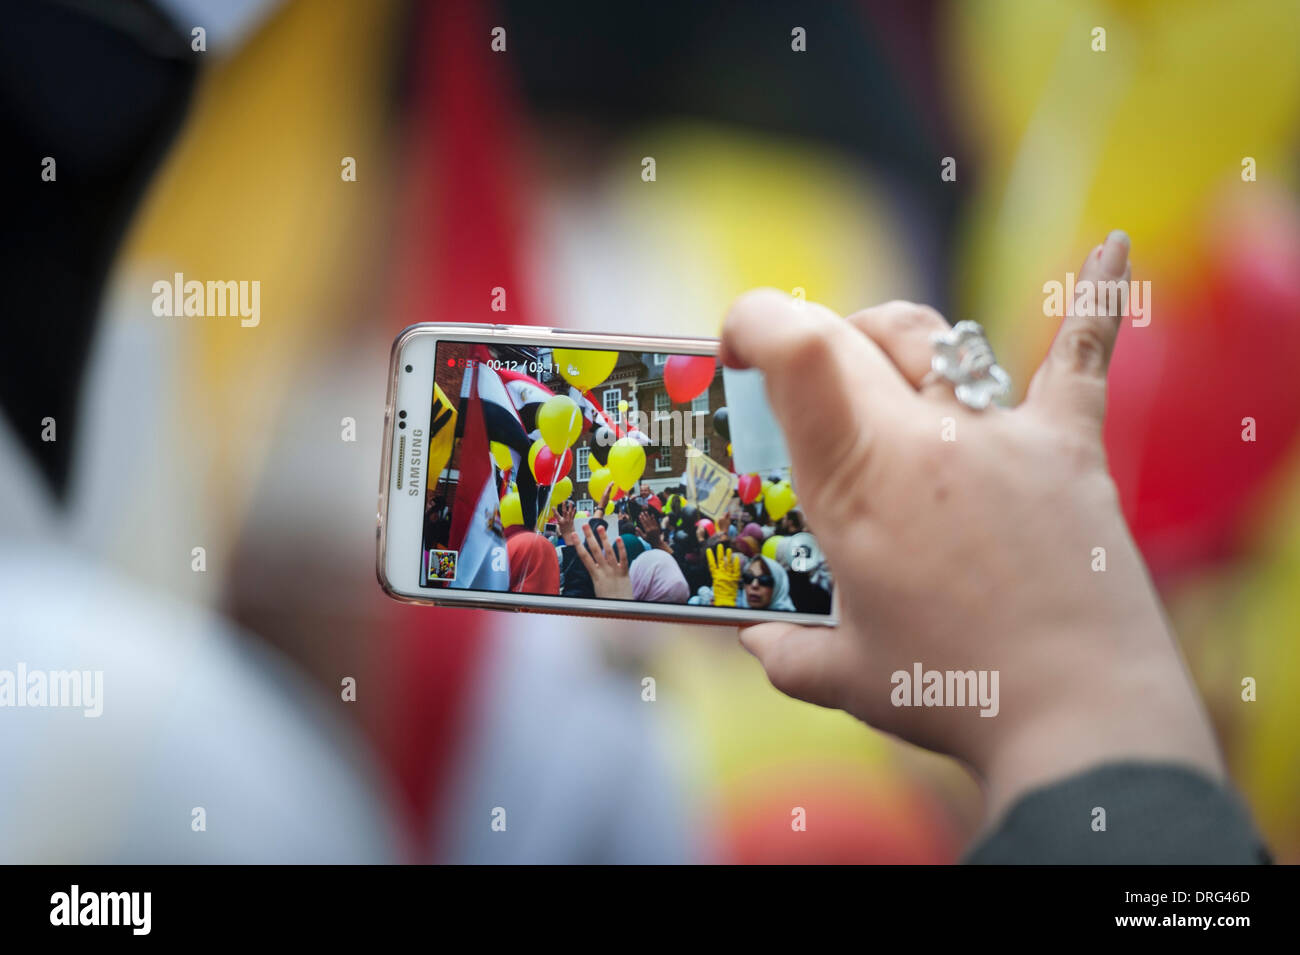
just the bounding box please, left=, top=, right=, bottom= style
left=737, top=556, right=795, bottom=611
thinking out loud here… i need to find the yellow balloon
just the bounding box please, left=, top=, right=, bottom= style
left=588, top=467, right=614, bottom=504
left=607, top=437, right=646, bottom=492
left=762, top=535, right=784, bottom=560
left=764, top=480, right=797, bottom=521
left=490, top=441, right=514, bottom=472
left=554, top=348, right=618, bottom=392
left=527, top=439, right=543, bottom=477
left=537, top=395, right=582, bottom=453
left=500, top=490, right=523, bottom=528
left=552, top=476, right=573, bottom=503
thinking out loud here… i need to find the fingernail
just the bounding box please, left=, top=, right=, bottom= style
left=1100, top=229, right=1130, bottom=276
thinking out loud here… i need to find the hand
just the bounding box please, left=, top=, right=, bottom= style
left=593, top=483, right=613, bottom=518
left=566, top=522, right=631, bottom=600
left=638, top=509, right=671, bottom=552
left=720, top=232, right=1223, bottom=824
left=706, top=543, right=742, bottom=607
left=556, top=500, right=577, bottom=540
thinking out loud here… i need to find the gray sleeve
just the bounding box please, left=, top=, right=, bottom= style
left=964, top=762, right=1270, bottom=865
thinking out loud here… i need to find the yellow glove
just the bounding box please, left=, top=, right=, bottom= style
left=707, top=543, right=743, bottom=607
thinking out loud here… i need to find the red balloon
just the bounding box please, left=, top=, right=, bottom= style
left=532, top=446, right=572, bottom=485
left=738, top=473, right=762, bottom=505
left=697, top=519, right=716, bottom=537
left=663, top=354, right=716, bottom=404
left=1103, top=191, right=1300, bottom=577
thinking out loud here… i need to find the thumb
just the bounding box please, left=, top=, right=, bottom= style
left=720, top=289, right=908, bottom=499
left=739, top=624, right=862, bottom=713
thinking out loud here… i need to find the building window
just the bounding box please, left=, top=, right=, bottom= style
left=696, top=436, right=710, bottom=456
left=653, top=353, right=668, bottom=365
left=654, top=446, right=672, bottom=472
left=577, top=499, right=594, bottom=513
left=602, top=388, right=621, bottom=418
left=654, top=390, right=671, bottom=415
left=575, top=447, right=590, bottom=482
left=691, top=391, right=710, bottom=415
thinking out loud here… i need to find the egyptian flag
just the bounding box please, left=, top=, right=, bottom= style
left=570, top=386, right=623, bottom=437
left=455, top=349, right=544, bottom=527
left=496, top=366, right=555, bottom=433
left=463, top=352, right=532, bottom=450
left=447, top=356, right=514, bottom=589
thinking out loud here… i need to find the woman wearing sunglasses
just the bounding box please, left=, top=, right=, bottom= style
left=740, top=557, right=796, bottom=612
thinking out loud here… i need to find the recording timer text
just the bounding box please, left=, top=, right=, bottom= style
left=446, top=357, right=553, bottom=375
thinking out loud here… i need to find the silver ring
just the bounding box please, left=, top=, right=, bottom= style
left=926, top=321, right=1012, bottom=410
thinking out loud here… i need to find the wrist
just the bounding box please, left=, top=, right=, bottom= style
left=972, top=646, right=1223, bottom=826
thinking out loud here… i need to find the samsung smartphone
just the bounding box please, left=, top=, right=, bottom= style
left=376, top=323, right=837, bottom=626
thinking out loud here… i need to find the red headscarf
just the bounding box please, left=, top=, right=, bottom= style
left=505, top=526, right=560, bottom=595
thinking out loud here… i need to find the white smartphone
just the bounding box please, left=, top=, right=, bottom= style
left=376, top=323, right=837, bottom=627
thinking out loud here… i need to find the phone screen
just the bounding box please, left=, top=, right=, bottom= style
left=416, top=339, right=832, bottom=615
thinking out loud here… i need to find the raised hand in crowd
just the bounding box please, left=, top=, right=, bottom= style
left=706, top=543, right=743, bottom=607
left=566, top=521, right=632, bottom=600
left=555, top=499, right=577, bottom=540
left=638, top=509, right=672, bottom=553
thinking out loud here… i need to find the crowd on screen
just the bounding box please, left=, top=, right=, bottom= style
left=500, top=482, right=833, bottom=614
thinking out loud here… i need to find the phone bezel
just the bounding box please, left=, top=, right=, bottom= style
left=376, top=322, right=838, bottom=627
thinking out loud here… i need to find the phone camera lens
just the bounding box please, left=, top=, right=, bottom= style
left=398, top=410, right=407, bottom=419
left=399, top=421, right=406, bottom=429
left=405, top=364, right=413, bottom=373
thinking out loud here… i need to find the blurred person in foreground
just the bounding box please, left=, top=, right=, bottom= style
left=721, top=232, right=1268, bottom=863
left=0, top=0, right=396, bottom=862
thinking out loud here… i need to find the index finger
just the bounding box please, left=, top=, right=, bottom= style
left=1027, top=230, right=1132, bottom=431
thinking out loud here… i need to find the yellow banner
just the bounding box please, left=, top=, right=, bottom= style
left=686, top=451, right=734, bottom=521
left=427, top=384, right=458, bottom=488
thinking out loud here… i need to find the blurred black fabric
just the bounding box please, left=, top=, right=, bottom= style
left=0, top=0, right=196, bottom=496
left=498, top=0, right=954, bottom=179
left=495, top=0, right=963, bottom=300
left=965, top=762, right=1271, bottom=864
